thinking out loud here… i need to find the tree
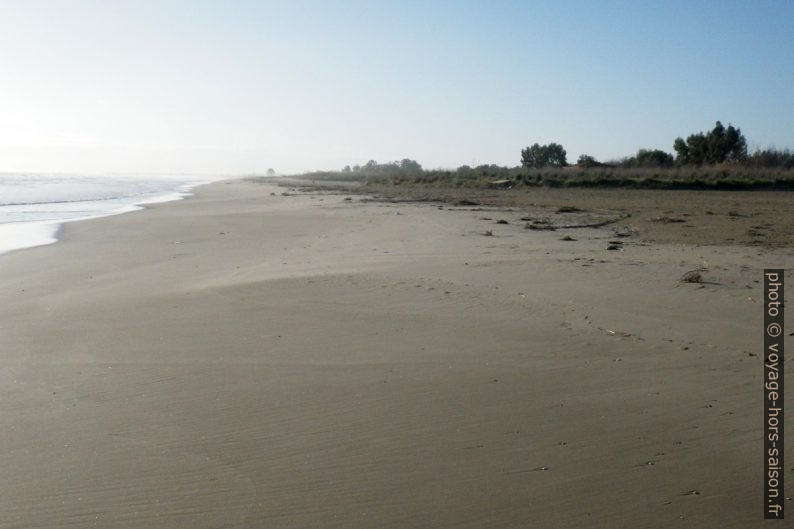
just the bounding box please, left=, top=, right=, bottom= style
left=266, top=168, right=276, bottom=176
left=544, top=143, right=567, bottom=167
left=747, top=148, right=794, bottom=169
left=673, top=137, right=689, bottom=165
left=673, top=121, right=747, bottom=165
left=722, top=124, right=747, bottom=162
left=634, top=149, right=674, bottom=168
left=521, top=144, right=542, bottom=168
left=577, top=154, right=599, bottom=168
left=344, top=159, right=423, bottom=177
left=399, top=158, right=422, bottom=174
left=521, top=143, right=567, bottom=168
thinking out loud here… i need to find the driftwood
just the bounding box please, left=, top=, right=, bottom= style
left=556, top=213, right=631, bottom=230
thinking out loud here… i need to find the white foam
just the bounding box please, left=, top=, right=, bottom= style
left=0, top=176, right=215, bottom=256
left=0, top=221, right=60, bottom=255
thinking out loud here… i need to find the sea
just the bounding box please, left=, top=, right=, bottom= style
left=0, top=173, right=216, bottom=256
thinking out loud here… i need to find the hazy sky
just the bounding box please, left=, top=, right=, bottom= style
left=1, top=0, right=793, bottom=174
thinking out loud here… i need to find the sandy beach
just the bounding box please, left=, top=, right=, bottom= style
left=0, top=178, right=791, bottom=528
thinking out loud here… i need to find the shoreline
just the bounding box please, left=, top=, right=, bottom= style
left=0, top=179, right=216, bottom=257
left=0, top=178, right=790, bottom=528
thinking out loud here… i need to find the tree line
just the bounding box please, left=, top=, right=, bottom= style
left=341, top=158, right=423, bottom=176
left=521, top=121, right=794, bottom=169
left=319, top=120, right=792, bottom=182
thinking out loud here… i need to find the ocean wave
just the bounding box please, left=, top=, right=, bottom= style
left=0, top=175, right=216, bottom=256
left=0, top=195, right=137, bottom=207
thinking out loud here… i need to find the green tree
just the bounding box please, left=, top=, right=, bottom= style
left=673, top=137, right=689, bottom=165
left=634, top=149, right=674, bottom=168
left=577, top=154, right=599, bottom=167
left=722, top=124, right=747, bottom=162
left=399, top=158, right=423, bottom=174
left=673, top=121, right=747, bottom=165
left=748, top=148, right=794, bottom=169
left=521, top=143, right=543, bottom=168
left=521, top=143, right=567, bottom=168
left=545, top=143, right=567, bottom=167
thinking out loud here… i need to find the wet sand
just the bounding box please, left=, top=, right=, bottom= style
left=0, top=179, right=791, bottom=528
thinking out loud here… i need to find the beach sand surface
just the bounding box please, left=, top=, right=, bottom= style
left=0, top=179, right=791, bottom=528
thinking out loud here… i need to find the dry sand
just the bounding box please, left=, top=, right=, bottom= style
left=0, top=179, right=791, bottom=528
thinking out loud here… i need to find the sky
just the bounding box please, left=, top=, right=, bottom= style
left=1, top=0, right=793, bottom=175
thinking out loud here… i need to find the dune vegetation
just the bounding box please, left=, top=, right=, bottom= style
left=290, top=121, right=794, bottom=190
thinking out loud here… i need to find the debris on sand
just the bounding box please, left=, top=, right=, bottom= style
left=613, top=227, right=637, bottom=238
left=556, top=206, right=584, bottom=213
left=488, top=179, right=512, bottom=188
left=454, top=199, right=480, bottom=206
left=650, top=216, right=686, bottom=223
left=483, top=230, right=494, bottom=236
left=681, top=269, right=705, bottom=283
left=495, top=219, right=509, bottom=224
left=606, top=244, right=622, bottom=250
left=526, top=221, right=556, bottom=231
left=599, top=327, right=633, bottom=337
left=560, top=235, right=576, bottom=241
left=559, top=214, right=629, bottom=229
left=679, top=490, right=701, bottom=496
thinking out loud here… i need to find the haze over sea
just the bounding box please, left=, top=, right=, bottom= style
left=0, top=174, right=214, bottom=255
